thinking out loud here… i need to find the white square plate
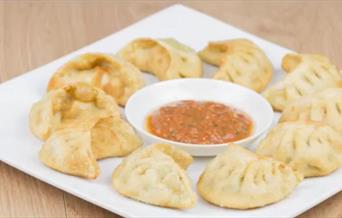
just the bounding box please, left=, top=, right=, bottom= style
left=0, top=4, right=341, bottom=218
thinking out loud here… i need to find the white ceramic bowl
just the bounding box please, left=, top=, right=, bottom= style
left=125, top=78, right=273, bottom=156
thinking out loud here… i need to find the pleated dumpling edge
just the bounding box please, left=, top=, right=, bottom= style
left=117, top=37, right=203, bottom=80
left=112, top=143, right=196, bottom=209
left=197, top=144, right=302, bottom=209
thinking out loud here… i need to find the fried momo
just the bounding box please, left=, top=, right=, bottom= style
left=48, top=53, right=145, bottom=106
left=199, top=39, right=273, bottom=92
left=39, top=116, right=142, bottom=178
left=263, top=53, right=342, bottom=111
left=29, top=83, right=120, bottom=140
left=91, top=116, right=142, bottom=159
left=112, top=144, right=196, bottom=209
left=118, top=38, right=202, bottom=80
left=256, top=122, right=342, bottom=177
left=39, top=128, right=100, bottom=179
left=280, top=86, right=342, bottom=133
left=198, top=144, right=302, bottom=209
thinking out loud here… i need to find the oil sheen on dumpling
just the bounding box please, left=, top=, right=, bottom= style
left=47, top=53, right=145, bottom=106
left=263, top=53, right=342, bottom=111
left=199, top=39, right=273, bottom=92
left=29, top=83, right=120, bottom=140
left=117, top=38, right=202, bottom=80
left=280, top=86, right=342, bottom=134
left=39, top=128, right=100, bottom=179
left=198, top=144, right=302, bottom=209
left=112, top=144, right=196, bottom=209
left=256, top=122, right=342, bottom=177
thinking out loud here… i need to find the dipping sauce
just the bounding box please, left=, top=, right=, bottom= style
left=146, top=100, right=253, bottom=144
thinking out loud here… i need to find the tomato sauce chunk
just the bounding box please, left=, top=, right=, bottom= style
left=146, top=100, right=253, bottom=144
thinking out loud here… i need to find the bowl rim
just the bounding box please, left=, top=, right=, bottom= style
left=125, top=78, right=274, bottom=148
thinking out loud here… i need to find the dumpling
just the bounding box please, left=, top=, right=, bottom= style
left=91, top=116, right=143, bottom=159
left=197, top=144, right=302, bottom=209
left=29, top=83, right=120, bottom=140
left=39, top=116, right=141, bottom=178
left=280, top=87, right=342, bottom=133
left=199, top=39, right=273, bottom=92
left=39, top=128, right=100, bottom=179
left=47, top=53, right=145, bottom=106
left=256, top=122, right=342, bottom=177
left=112, top=144, right=196, bottom=209
left=117, top=38, right=202, bottom=80
left=263, top=53, right=342, bottom=111
left=199, top=39, right=254, bottom=66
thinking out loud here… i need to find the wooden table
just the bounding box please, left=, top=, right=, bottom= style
left=1, top=1, right=341, bottom=217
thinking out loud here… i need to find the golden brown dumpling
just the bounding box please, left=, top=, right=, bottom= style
left=198, top=144, right=302, bottom=209
left=91, top=116, right=143, bottom=159
left=47, top=53, right=145, bottom=106
left=29, top=83, right=120, bottom=140
left=280, top=86, right=342, bottom=133
left=117, top=38, right=202, bottom=80
left=39, top=128, right=100, bottom=179
left=263, top=54, right=342, bottom=111
left=112, top=144, right=196, bottom=209
left=39, top=116, right=141, bottom=178
left=256, top=122, right=342, bottom=177
left=199, top=39, right=273, bottom=92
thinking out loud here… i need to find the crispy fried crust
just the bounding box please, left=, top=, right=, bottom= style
left=118, top=38, right=202, bottom=80
left=47, top=53, right=145, bottom=106
left=256, top=121, right=342, bottom=177
left=112, top=144, right=196, bottom=209
left=199, top=39, right=273, bottom=92
left=39, top=128, right=100, bottom=179
left=263, top=54, right=342, bottom=111
left=280, top=86, right=342, bottom=133
left=29, top=83, right=120, bottom=140
left=91, top=116, right=143, bottom=159
left=197, top=144, right=302, bottom=209
left=39, top=116, right=142, bottom=178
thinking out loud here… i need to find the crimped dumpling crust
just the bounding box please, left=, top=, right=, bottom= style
left=91, top=116, right=142, bottom=159
left=29, top=83, right=120, bottom=140
left=39, top=128, right=100, bottom=179
left=39, top=116, right=142, bottom=178
left=112, top=144, right=196, bottom=209
left=257, top=122, right=342, bottom=177
left=199, top=39, right=273, bottom=92
left=263, top=54, right=342, bottom=111
left=118, top=38, right=202, bottom=80
left=280, top=87, right=342, bottom=134
left=198, top=144, right=302, bottom=209
left=48, top=53, right=145, bottom=106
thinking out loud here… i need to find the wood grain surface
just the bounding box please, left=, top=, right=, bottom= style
left=0, top=1, right=341, bottom=217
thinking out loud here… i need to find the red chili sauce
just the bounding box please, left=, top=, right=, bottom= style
left=146, top=100, right=253, bottom=144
